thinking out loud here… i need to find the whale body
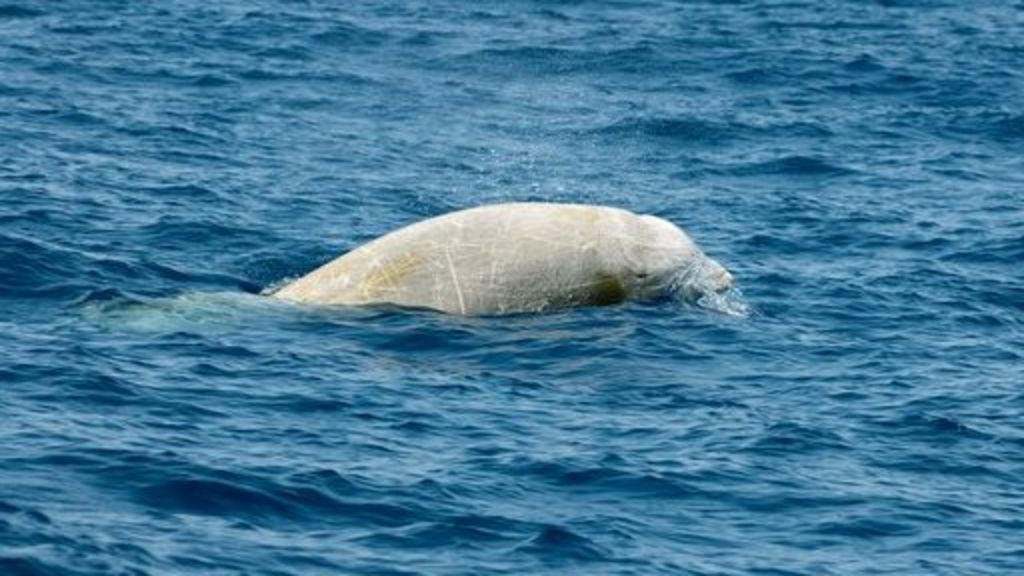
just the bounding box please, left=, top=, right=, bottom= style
left=270, top=203, right=734, bottom=315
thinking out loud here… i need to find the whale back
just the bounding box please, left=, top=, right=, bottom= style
left=271, top=203, right=732, bottom=315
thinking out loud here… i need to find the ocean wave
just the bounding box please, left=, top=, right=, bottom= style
left=723, top=155, right=856, bottom=178
left=2, top=0, right=1023, bottom=574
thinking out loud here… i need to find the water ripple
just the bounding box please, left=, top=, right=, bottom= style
left=2, top=1, right=1022, bottom=574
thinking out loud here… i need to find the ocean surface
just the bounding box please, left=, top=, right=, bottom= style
left=2, top=1, right=1023, bottom=574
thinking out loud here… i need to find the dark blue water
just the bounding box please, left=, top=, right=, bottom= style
left=2, top=1, right=1023, bottom=574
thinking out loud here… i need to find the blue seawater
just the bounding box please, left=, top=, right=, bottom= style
left=2, top=1, right=1022, bottom=574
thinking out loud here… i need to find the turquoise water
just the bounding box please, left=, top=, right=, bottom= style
left=2, top=1, right=1023, bottom=574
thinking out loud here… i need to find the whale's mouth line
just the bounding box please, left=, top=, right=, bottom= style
left=665, top=256, right=749, bottom=317
left=666, top=255, right=721, bottom=295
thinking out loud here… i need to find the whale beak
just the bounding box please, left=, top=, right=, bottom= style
left=702, top=258, right=734, bottom=294
left=714, top=267, right=734, bottom=293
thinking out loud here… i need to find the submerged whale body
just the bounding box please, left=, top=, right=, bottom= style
left=271, top=203, right=734, bottom=315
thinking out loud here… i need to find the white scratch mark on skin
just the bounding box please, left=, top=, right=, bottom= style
left=444, top=245, right=467, bottom=315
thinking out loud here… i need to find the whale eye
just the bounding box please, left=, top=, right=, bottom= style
left=635, top=272, right=649, bottom=279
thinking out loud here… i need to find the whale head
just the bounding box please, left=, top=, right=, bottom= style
left=610, top=213, right=734, bottom=302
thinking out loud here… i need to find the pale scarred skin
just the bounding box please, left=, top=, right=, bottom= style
left=271, top=203, right=733, bottom=315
